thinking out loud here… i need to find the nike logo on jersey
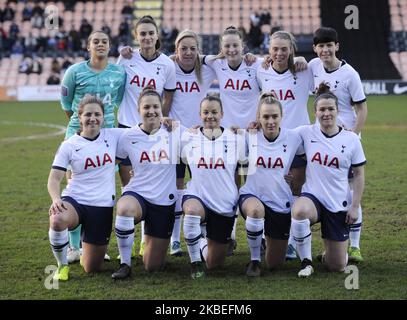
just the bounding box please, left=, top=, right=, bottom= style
left=75, top=148, right=83, bottom=152
left=311, top=140, right=318, bottom=143
left=79, top=82, right=88, bottom=86
left=131, top=141, right=138, bottom=144
left=221, top=68, right=228, bottom=71
left=393, top=83, right=407, bottom=94
left=265, top=79, right=271, bottom=81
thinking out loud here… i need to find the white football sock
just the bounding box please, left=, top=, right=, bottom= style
left=246, top=216, right=264, bottom=262
left=49, top=228, right=69, bottom=266
left=115, top=216, right=135, bottom=266
left=291, top=218, right=312, bottom=261
left=183, top=215, right=202, bottom=263
left=349, top=205, right=362, bottom=249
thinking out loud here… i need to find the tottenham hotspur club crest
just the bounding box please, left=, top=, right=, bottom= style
left=341, top=145, right=346, bottom=153
left=104, top=140, right=109, bottom=147
left=283, top=144, right=287, bottom=152
left=156, top=67, right=161, bottom=75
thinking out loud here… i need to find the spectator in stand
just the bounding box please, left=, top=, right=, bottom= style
left=2, top=2, right=15, bottom=22
left=61, top=57, right=73, bottom=73
left=56, top=29, right=67, bottom=53
left=31, top=57, right=42, bottom=74
left=24, top=32, right=38, bottom=55
left=11, top=38, right=24, bottom=56
left=9, top=21, right=19, bottom=41
left=64, top=0, right=76, bottom=11
left=47, top=34, right=58, bottom=52
left=259, top=8, right=271, bottom=27
left=32, top=2, right=44, bottom=17
left=101, top=21, right=111, bottom=37
left=22, top=2, right=34, bottom=21
left=80, top=19, right=93, bottom=40
left=37, top=29, right=48, bottom=54
left=68, top=24, right=81, bottom=52
left=52, top=58, right=61, bottom=73
left=47, top=72, right=61, bottom=85
left=19, top=56, right=33, bottom=74
left=248, top=21, right=263, bottom=50
left=121, top=0, right=133, bottom=20
left=250, top=11, right=260, bottom=27
left=31, top=12, right=44, bottom=29
left=118, top=17, right=131, bottom=43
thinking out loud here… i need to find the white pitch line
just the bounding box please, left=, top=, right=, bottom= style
left=0, top=121, right=66, bottom=142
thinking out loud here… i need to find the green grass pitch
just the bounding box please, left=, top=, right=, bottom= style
left=0, top=95, right=406, bottom=299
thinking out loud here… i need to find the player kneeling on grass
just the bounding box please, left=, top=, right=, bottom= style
left=291, top=83, right=366, bottom=278
left=112, top=87, right=181, bottom=279
left=48, top=95, right=124, bottom=281
left=239, top=93, right=304, bottom=277
left=181, top=95, right=246, bottom=279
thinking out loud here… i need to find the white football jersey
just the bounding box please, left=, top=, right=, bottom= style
left=117, top=50, right=176, bottom=126
left=52, top=128, right=125, bottom=207
left=298, top=124, right=366, bottom=212
left=181, top=128, right=246, bottom=216
left=205, top=56, right=262, bottom=129
left=117, top=124, right=182, bottom=206
left=240, top=128, right=304, bottom=213
left=257, top=65, right=314, bottom=129
left=169, top=61, right=216, bottom=128
left=308, top=58, right=366, bottom=130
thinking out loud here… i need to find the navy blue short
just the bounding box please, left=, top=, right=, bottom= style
left=290, top=154, right=307, bottom=169
left=238, top=194, right=291, bottom=240
left=118, top=123, right=132, bottom=166
left=62, top=196, right=113, bottom=245
left=122, top=191, right=175, bottom=239
left=182, top=194, right=235, bottom=244
left=301, top=192, right=350, bottom=242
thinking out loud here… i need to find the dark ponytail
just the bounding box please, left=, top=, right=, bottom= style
left=313, top=82, right=338, bottom=110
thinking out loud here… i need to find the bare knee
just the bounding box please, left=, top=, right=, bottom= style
left=292, top=209, right=309, bottom=220
left=49, top=214, right=66, bottom=230
left=247, top=207, right=263, bottom=219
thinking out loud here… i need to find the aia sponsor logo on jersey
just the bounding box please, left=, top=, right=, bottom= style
left=311, top=152, right=339, bottom=169
left=224, top=79, right=252, bottom=90
left=269, top=89, right=295, bottom=101
left=129, top=75, right=156, bottom=88
left=176, top=81, right=200, bottom=92
left=197, top=157, right=225, bottom=169
left=140, top=150, right=169, bottom=163
left=256, top=156, right=284, bottom=169
left=84, top=153, right=113, bottom=169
